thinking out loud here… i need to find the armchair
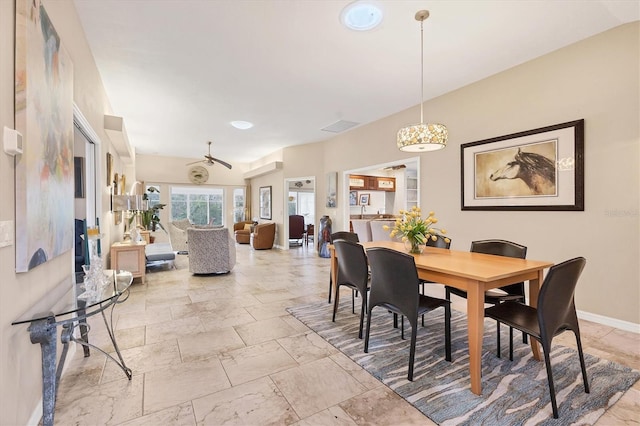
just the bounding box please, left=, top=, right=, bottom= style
left=289, top=215, right=305, bottom=245
left=187, top=227, right=236, bottom=274
left=233, top=221, right=253, bottom=244
left=250, top=222, right=276, bottom=250
left=168, top=218, right=191, bottom=253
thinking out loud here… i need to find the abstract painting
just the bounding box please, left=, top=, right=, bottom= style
left=15, top=0, right=74, bottom=271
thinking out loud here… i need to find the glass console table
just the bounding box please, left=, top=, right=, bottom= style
left=12, top=270, right=133, bottom=426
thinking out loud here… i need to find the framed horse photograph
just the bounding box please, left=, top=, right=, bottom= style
left=461, top=119, right=584, bottom=211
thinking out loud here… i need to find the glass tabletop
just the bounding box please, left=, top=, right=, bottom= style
left=12, top=270, right=133, bottom=325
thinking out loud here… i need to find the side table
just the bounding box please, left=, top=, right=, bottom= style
left=110, top=241, right=146, bottom=282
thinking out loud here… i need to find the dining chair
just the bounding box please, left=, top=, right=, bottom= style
left=484, top=257, right=589, bottom=419
left=327, top=232, right=360, bottom=304
left=332, top=240, right=370, bottom=339
left=445, top=239, right=527, bottom=359
left=364, top=247, right=451, bottom=381
left=420, top=235, right=452, bottom=293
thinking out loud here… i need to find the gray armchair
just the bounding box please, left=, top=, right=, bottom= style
left=187, top=227, right=236, bottom=274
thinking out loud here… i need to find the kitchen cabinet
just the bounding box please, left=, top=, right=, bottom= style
left=349, top=175, right=395, bottom=192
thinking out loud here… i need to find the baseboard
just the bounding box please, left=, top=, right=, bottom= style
left=577, top=310, right=640, bottom=334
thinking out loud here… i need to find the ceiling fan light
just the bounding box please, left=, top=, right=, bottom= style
left=397, top=123, right=448, bottom=152
left=231, top=120, right=254, bottom=130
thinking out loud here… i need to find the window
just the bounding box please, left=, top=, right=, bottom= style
left=233, top=188, right=246, bottom=222
left=170, top=186, right=224, bottom=226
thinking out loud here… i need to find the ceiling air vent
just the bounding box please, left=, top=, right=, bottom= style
left=321, top=120, right=359, bottom=133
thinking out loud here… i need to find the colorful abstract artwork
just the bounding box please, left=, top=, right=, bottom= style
left=15, top=0, right=74, bottom=272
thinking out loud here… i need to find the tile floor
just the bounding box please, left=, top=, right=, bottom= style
left=54, top=243, right=640, bottom=425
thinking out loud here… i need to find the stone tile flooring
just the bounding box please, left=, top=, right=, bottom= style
left=54, top=243, right=639, bottom=425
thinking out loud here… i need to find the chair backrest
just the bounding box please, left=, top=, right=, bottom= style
left=470, top=239, right=527, bottom=296
left=426, top=235, right=451, bottom=249
left=289, top=215, right=305, bottom=238
left=350, top=220, right=372, bottom=242
left=369, top=220, right=397, bottom=241
left=333, top=240, right=369, bottom=294
left=187, top=227, right=236, bottom=273
left=233, top=221, right=252, bottom=232
left=366, top=247, right=420, bottom=320
left=537, top=257, right=586, bottom=341
left=330, top=231, right=359, bottom=243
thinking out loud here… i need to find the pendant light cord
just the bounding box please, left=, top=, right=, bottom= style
left=420, top=19, right=424, bottom=125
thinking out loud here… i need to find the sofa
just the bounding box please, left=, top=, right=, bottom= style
left=187, top=227, right=236, bottom=274
left=168, top=218, right=191, bottom=253
left=233, top=221, right=254, bottom=244
left=250, top=222, right=276, bottom=250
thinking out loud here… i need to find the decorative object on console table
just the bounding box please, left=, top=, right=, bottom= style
left=461, top=119, right=584, bottom=211
left=259, top=186, right=272, bottom=219
left=385, top=207, right=449, bottom=254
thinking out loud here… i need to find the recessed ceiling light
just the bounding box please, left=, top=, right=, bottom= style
left=341, top=1, right=383, bottom=31
left=230, top=120, right=254, bottom=130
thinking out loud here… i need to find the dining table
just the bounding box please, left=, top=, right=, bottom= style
left=329, top=241, right=554, bottom=395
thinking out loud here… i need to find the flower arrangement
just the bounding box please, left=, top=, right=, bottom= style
left=383, top=207, right=450, bottom=254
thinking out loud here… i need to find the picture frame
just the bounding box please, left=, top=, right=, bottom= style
left=359, top=193, right=370, bottom=206
left=259, top=186, right=272, bottom=219
left=326, top=172, right=337, bottom=208
left=106, top=152, right=113, bottom=187
left=461, top=119, right=584, bottom=211
left=349, top=190, right=358, bottom=206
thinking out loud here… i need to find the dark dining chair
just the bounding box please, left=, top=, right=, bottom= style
left=484, top=257, right=589, bottom=419
left=327, top=232, right=360, bottom=304
left=364, top=247, right=451, bottom=381
left=445, top=239, right=527, bottom=359
left=332, top=240, right=370, bottom=339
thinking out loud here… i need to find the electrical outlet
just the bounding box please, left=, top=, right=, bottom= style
left=0, top=220, right=14, bottom=247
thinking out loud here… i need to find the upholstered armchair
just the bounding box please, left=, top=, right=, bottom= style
left=250, top=222, right=276, bottom=250
left=168, top=218, right=191, bottom=253
left=187, top=227, right=236, bottom=274
left=289, top=215, right=305, bottom=245
left=233, top=221, right=253, bottom=244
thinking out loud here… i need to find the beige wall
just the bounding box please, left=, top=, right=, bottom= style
left=0, top=1, right=637, bottom=423
left=277, top=22, right=639, bottom=325
left=0, top=0, right=130, bottom=423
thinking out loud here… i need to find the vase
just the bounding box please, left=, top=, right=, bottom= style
left=404, top=238, right=424, bottom=254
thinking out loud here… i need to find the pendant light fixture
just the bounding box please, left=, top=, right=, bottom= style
left=397, top=10, right=447, bottom=152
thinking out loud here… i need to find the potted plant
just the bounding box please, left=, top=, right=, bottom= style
left=141, top=186, right=166, bottom=232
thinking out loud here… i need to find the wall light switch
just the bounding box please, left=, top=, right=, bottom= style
left=0, top=220, right=14, bottom=248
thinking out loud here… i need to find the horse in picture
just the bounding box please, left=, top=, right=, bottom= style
left=490, top=148, right=556, bottom=195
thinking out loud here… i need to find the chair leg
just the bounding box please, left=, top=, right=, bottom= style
left=575, top=331, right=590, bottom=394
left=351, top=290, right=355, bottom=314
left=496, top=320, right=502, bottom=359
left=509, top=326, right=514, bottom=361
left=401, top=316, right=405, bottom=340
left=444, top=304, right=452, bottom=362
left=408, top=325, right=418, bottom=381
left=328, top=273, right=332, bottom=304
left=523, top=331, right=528, bottom=344
left=364, top=307, right=373, bottom=353
left=332, top=285, right=340, bottom=322
left=358, top=293, right=367, bottom=339
left=393, top=313, right=398, bottom=328
left=542, top=343, right=559, bottom=419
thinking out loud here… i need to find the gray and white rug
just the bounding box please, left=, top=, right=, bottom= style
left=288, top=302, right=639, bottom=425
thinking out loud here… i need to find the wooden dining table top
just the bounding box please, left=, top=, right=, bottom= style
left=360, top=241, right=553, bottom=285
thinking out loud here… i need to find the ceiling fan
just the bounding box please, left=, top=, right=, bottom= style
left=186, top=141, right=232, bottom=169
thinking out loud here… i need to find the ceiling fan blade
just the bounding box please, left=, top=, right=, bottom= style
left=210, top=156, right=233, bottom=170
left=186, top=160, right=204, bottom=166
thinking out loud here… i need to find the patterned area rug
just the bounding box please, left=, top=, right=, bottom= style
left=288, top=302, right=640, bottom=425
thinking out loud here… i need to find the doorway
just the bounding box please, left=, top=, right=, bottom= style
left=283, top=177, right=315, bottom=250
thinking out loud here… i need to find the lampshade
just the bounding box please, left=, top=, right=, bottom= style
left=112, top=194, right=131, bottom=211
left=397, top=10, right=447, bottom=152
left=130, top=195, right=148, bottom=211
